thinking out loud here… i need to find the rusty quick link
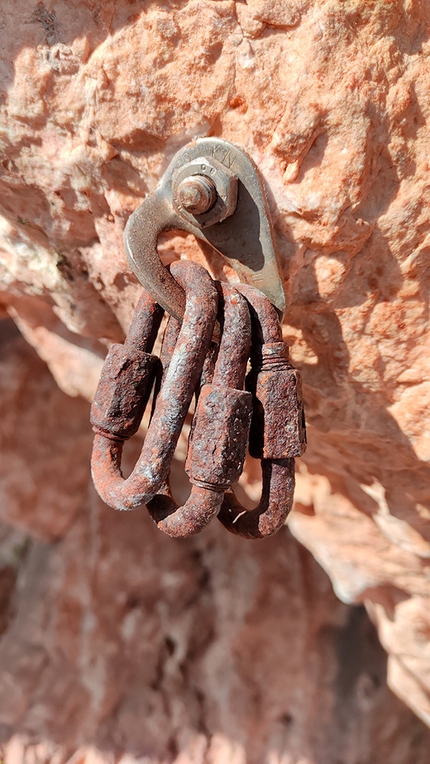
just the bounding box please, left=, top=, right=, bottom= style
left=217, top=284, right=307, bottom=539
left=146, top=284, right=253, bottom=537
left=90, top=260, right=218, bottom=510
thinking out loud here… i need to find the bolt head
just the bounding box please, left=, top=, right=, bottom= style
left=177, top=176, right=217, bottom=214
left=172, top=156, right=238, bottom=228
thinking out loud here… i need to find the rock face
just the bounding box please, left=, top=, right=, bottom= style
left=1, top=0, right=430, bottom=759
left=1, top=324, right=430, bottom=764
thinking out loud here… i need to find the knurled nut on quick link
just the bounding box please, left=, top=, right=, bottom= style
left=90, top=289, right=163, bottom=443
left=250, top=341, right=291, bottom=371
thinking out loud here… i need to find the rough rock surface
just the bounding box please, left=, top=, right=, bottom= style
left=1, top=324, right=430, bottom=764
left=1, top=0, right=430, bottom=758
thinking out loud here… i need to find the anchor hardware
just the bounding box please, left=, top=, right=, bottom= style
left=91, top=139, right=306, bottom=538
left=124, top=137, right=286, bottom=321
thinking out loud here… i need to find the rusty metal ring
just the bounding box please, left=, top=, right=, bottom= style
left=217, top=283, right=298, bottom=539
left=91, top=260, right=218, bottom=510
left=217, top=459, right=295, bottom=539
left=146, top=283, right=252, bottom=537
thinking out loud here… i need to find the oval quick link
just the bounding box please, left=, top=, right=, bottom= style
left=217, top=285, right=307, bottom=539
left=91, top=260, right=218, bottom=510
left=146, top=283, right=252, bottom=537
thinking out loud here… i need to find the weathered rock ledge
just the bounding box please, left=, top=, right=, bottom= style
left=1, top=1, right=430, bottom=761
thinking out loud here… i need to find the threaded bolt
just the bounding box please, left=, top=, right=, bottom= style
left=177, top=175, right=217, bottom=214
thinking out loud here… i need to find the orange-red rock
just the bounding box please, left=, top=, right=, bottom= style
left=1, top=321, right=430, bottom=764
left=1, top=0, right=430, bottom=755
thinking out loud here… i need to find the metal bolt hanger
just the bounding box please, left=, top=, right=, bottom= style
left=124, top=138, right=286, bottom=322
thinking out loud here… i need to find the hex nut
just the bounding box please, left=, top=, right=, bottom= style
left=172, top=156, right=238, bottom=228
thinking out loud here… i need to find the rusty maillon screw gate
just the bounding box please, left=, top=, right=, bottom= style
left=91, top=138, right=306, bottom=539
